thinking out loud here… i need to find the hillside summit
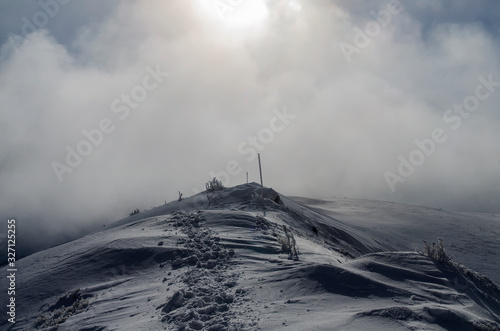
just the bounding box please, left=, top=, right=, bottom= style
left=2, top=183, right=500, bottom=330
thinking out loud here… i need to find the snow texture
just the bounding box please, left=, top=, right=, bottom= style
left=1, top=183, right=499, bottom=330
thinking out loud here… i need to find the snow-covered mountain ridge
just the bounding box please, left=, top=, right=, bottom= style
left=1, top=183, right=499, bottom=330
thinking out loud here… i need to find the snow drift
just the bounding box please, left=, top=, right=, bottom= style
left=1, top=183, right=499, bottom=330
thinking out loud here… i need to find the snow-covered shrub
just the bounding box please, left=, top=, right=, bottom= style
left=205, top=178, right=224, bottom=192
left=129, top=208, right=141, bottom=216
left=422, top=239, right=451, bottom=264
left=32, top=289, right=91, bottom=329
left=205, top=178, right=225, bottom=207
left=279, top=225, right=299, bottom=260
left=207, top=191, right=223, bottom=207
left=420, top=238, right=500, bottom=309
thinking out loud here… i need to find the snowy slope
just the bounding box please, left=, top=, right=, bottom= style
left=292, top=197, right=500, bottom=284
left=1, top=183, right=499, bottom=330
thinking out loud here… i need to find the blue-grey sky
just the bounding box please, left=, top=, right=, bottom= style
left=1, top=0, right=500, bottom=256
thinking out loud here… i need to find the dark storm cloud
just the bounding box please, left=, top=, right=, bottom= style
left=1, top=0, right=499, bottom=258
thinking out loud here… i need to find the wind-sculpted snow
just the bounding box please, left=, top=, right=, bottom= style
left=294, top=196, right=500, bottom=284
left=1, top=183, right=499, bottom=330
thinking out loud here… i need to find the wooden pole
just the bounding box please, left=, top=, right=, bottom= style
left=246, top=172, right=248, bottom=184
left=258, top=153, right=264, bottom=201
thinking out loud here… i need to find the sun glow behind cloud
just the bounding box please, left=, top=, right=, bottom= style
left=194, top=0, right=269, bottom=29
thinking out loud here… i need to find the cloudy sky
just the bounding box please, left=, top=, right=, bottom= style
left=1, top=0, right=500, bottom=255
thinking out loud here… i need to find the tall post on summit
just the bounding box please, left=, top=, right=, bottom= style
left=258, top=153, right=264, bottom=210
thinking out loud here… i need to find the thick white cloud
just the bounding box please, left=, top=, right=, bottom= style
left=1, top=0, right=500, bottom=255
